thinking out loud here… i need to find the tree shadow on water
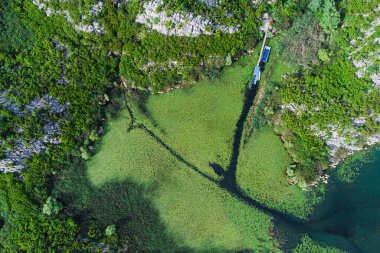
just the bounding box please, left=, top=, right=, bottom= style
left=208, top=162, right=225, bottom=176
left=53, top=160, right=186, bottom=252
left=132, top=91, right=166, bottom=134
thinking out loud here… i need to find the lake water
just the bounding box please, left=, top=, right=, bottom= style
left=306, top=147, right=380, bottom=252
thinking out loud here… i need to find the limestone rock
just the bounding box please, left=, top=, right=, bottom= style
left=135, top=0, right=239, bottom=37
left=0, top=93, right=68, bottom=173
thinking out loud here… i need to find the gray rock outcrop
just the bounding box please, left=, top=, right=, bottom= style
left=0, top=93, right=68, bottom=173
left=349, top=5, right=380, bottom=88
left=33, top=0, right=105, bottom=34
left=135, top=0, right=239, bottom=37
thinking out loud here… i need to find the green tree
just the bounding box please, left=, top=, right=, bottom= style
left=225, top=54, right=232, bottom=66
left=0, top=175, right=82, bottom=252
left=279, top=13, right=323, bottom=67
left=43, top=197, right=63, bottom=216
left=308, top=0, right=340, bottom=34
left=106, top=224, right=116, bottom=236
left=318, top=49, right=331, bottom=62
left=0, top=0, right=34, bottom=52
left=80, top=147, right=91, bottom=160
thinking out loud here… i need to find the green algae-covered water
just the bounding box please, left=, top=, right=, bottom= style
left=307, top=148, right=380, bottom=252
left=212, top=86, right=380, bottom=252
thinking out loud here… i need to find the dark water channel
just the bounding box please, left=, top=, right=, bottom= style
left=216, top=86, right=380, bottom=252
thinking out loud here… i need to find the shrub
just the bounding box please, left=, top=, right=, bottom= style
left=42, top=197, right=62, bottom=216
left=106, top=225, right=116, bottom=236
left=80, top=147, right=91, bottom=160
left=203, top=68, right=222, bottom=80
left=308, top=0, right=340, bottom=35
left=279, top=13, right=323, bottom=68
left=225, top=54, right=232, bottom=66
left=153, top=17, right=160, bottom=24
left=318, top=49, right=330, bottom=62
left=0, top=1, right=34, bottom=53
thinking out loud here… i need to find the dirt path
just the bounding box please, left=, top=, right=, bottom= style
left=244, top=58, right=277, bottom=144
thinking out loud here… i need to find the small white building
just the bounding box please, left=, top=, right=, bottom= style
left=260, top=13, right=273, bottom=32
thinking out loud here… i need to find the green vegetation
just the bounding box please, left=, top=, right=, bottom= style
left=273, top=58, right=372, bottom=178
left=245, top=37, right=296, bottom=133
left=51, top=43, right=313, bottom=250
left=339, top=0, right=380, bottom=81
left=0, top=175, right=82, bottom=252
left=336, top=151, right=375, bottom=183
left=54, top=160, right=179, bottom=252
left=118, top=0, right=309, bottom=90
left=0, top=0, right=119, bottom=250
left=1, top=0, right=378, bottom=251
left=279, top=13, right=323, bottom=68
left=42, top=197, right=63, bottom=216
left=237, top=126, right=312, bottom=217
left=54, top=110, right=279, bottom=251
left=133, top=51, right=260, bottom=178
left=119, top=0, right=264, bottom=91
left=0, top=1, right=34, bottom=52
left=292, top=236, right=346, bottom=253
left=0, top=0, right=289, bottom=249
left=264, top=0, right=380, bottom=180
left=308, top=0, right=340, bottom=35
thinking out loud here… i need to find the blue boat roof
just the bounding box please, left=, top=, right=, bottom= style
left=251, top=66, right=261, bottom=86
left=251, top=77, right=258, bottom=86
left=254, top=66, right=261, bottom=75
left=261, top=46, right=271, bottom=63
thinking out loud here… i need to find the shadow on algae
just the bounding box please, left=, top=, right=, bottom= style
left=56, top=85, right=380, bottom=252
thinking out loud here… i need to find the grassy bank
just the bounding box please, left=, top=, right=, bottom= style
left=237, top=126, right=312, bottom=217
left=293, top=236, right=346, bottom=253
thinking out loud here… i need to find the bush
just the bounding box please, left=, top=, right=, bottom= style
left=106, top=225, right=116, bottom=236
left=43, top=197, right=63, bottom=216
left=279, top=13, right=323, bottom=68
left=203, top=67, right=223, bottom=81
left=80, top=147, right=91, bottom=160
left=0, top=0, right=34, bottom=53
left=318, top=49, right=331, bottom=62
left=308, top=0, right=340, bottom=35
left=225, top=54, right=232, bottom=66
